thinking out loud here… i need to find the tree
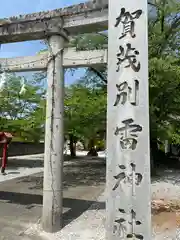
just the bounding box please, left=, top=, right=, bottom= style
left=0, top=73, right=45, bottom=142
left=67, top=0, right=180, bottom=165
left=69, top=33, right=108, bottom=88
left=148, top=0, right=180, bottom=160
left=39, top=1, right=180, bottom=161
left=64, top=83, right=106, bottom=156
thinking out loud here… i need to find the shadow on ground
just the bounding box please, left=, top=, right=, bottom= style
left=6, top=155, right=105, bottom=170
left=6, top=155, right=76, bottom=169
left=0, top=156, right=106, bottom=228
left=7, top=159, right=44, bottom=169
left=0, top=191, right=105, bottom=227
left=16, top=158, right=106, bottom=189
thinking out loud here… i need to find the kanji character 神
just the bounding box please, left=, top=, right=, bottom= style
left=112, top=164, right=142, bottom=191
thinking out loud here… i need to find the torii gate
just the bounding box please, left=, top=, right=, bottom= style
left=0, top=0, right=151, bottom=239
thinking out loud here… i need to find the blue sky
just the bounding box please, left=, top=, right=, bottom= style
left=0, top=0, right=87, bottom=85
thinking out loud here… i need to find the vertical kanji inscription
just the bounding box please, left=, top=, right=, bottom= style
left=107, top=1, right=150, bottom=239
left=115, top=8, right=142, bottom=39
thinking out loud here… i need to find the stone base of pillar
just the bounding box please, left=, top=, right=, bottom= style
left=42, top=190, right=63, bottom=233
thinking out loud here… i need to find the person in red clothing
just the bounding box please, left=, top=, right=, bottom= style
left=0, top=132, right=12, bottom=174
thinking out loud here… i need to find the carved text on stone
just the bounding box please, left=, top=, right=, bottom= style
left=113, top=208, right=144, bottom=239
left=116, top=43, right=140, bottom=73
left=114, top=119, right=142, bottom=150
left=114, top=79, right=139, bottom=106
left=115, top=8, right=142, bottom=39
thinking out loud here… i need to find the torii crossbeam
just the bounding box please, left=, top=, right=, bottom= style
left=0, top=48, right=107, bottom=72
left=0, top=0, right=108, bottom=43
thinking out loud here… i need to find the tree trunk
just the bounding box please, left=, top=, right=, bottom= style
left=150, top=138, right=159, bottom=175
left=151, top=139, right=159, bottom=159
left=150, top=149, right=155, bottom=176
left=87, top=139, right=98, bottom=156
left=69, top=134, right=76, bottom=157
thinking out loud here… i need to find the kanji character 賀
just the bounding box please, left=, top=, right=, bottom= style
left=116, top=43, right=140, bottom=72
left=115, top=8, right=142, bottom=39
left=114, top=118, right=142, bottom=150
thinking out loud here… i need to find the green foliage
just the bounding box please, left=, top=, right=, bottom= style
left=69, top=33, right=108, bottom=51
left=64, top=84, right=106, bottom=143
left=148, top=0, right=180, bottom=58
left=66, top=0, right=180, bottom=147
left=0, top=73, right=45, bottom=142
left=96, top=139, right=106, bottom=151
left=148, top=0, right=180, bottom=143
left=1, top=0, right=179, bottom=149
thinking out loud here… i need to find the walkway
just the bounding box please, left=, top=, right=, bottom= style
left=0, top=155, right=106, bottom=240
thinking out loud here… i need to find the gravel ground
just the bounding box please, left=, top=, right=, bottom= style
left=0, top=154, right=44, bottom=183
left=152, top=169, right=180, bottom=200
left=0, top=151, right=92, bottom=183
left=22, top=166, right=180, bottom=240
left=151, top=168, right=180, bottom=240
left=0, top=153, right=106, bottom=240
left=2, top=152, right=180, bottom=239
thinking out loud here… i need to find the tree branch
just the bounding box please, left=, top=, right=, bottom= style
left=89, top=67, right=107, bottom=84
left=159, top=15, right=180, bottom=54
left=96, top=32, right=108, bottom=39
left=148, top=1, right=157, bottom=8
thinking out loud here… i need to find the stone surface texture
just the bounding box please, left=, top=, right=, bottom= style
left=107, top=0, right=150, bottom=239
left=0, top=0, right=108, bottom=43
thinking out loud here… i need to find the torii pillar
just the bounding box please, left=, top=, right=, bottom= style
left=42, top=32, right=68, bottom=232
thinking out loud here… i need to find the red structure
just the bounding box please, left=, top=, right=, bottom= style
left=0, top=132, right=13, bottom=174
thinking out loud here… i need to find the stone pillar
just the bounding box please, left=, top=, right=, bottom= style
left=107, top=0, right=151, bottom=239
left=42, top=35, right=65, bottom=232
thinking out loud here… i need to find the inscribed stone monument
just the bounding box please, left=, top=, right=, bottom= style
left=107, top=0, right=151, bottom=239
